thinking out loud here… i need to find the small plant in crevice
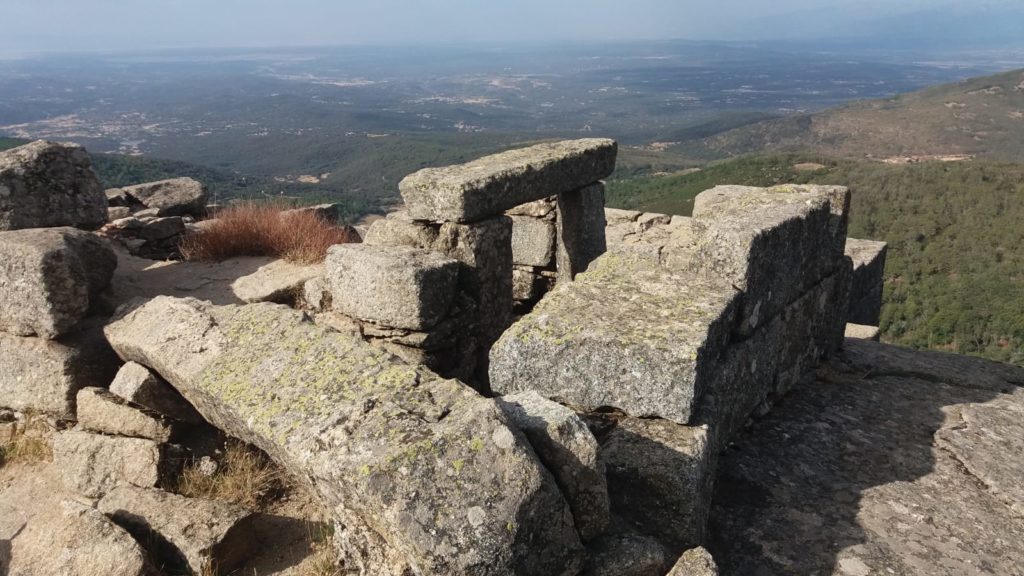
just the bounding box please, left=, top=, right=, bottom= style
left=0, top=413, right=53, bottom=468
left=176, top=440, right=283, bottom=509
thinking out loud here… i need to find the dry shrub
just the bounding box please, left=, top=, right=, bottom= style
left=302, top=525, right=344, bottom=576
left=0, top=414, right=53, bottom=468
left=179, top=203, right=360, bottom=264
left=176, top=440, right=282, bottom=508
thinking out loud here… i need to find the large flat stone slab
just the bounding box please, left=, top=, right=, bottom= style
left=490, top=253, right=740, bottom=424
left=119, top=177, right=207, bottom=217
left=104, top=297, right=584, bottom=576
left=326, top=244, right=459, bottom=331
left=52, top=429, right=167, bottom=499
left=399, top=139, right=616, bottom=222
left=0, top=140, right=107, bottom=231
left=0, top=227, right=116, bottom=338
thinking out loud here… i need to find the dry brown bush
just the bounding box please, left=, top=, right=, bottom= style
left=176, top=440, right=283, bottom=508
left=179, top=203, right=360, bottom=264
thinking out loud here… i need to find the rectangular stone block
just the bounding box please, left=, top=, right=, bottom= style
left=120, top=177, right=207, bottom=217
left=490, top=253, right=741, bottom=425
left=52, top=429, right=168, bottom=499
left=0, top=319, right=119, bottom=417
left=690, top=184, right=848, bottom=335
left=0, top=140, right=107, bottom=231
left=0, top=227, right=117, bottom=339
left=601, top=416, right=713, bottom=552
left=108, top=361, right=205, bottom=424
left=845, top=237, right=888, bottom=326
left=325, top=244, right=459, bottom=331
left=557, top=182, right=608, bottom=282
left=76, top=387, right=176, bottom=442
left=510, top=215, right=556, bottom=267
left=400, top=138, right=617, bottom=223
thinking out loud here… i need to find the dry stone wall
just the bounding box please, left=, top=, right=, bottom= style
left=0, top=136, right=889, bottom=576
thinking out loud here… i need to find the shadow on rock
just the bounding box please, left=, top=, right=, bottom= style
left=708, top=340, right=1024, bottom=576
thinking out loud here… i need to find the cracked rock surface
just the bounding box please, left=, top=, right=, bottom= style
left=710, top=338, right=1024, bottom=576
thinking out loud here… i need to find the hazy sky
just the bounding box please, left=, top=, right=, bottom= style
left=0, top=0, right=1018, bottom=54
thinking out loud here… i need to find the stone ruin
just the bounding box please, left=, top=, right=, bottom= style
left=0, top=138, right=891, bottom=575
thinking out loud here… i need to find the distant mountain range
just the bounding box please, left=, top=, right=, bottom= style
left=693, top=68, right=1024, bottom=162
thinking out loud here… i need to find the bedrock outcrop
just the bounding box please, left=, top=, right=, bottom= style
left=104, top=296, right=583, bottom=576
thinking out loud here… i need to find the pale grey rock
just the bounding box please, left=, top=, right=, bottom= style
left=691, top=184, right=849, bottom=335
left=121, top=177, right=207, bottom=216
left=0, top=319, right=119, bottom=416
left=666, top=547, right=718, bottom=576
left=490, top=253, right=740, bottom=425
left=845, top=322, right=881, bottom=340
left=0, top=140, right=107, bottom=231
left=52, top=429, right=165, bottom=498
left=230, top=259, right=322, bottom=303
left=711, top=344, right=1024, bottom=576
left=302, top=275, right=332, bottom=310
left=556, top=182, right=607, bottom=282
left=99, top=485, right=256, bottom=575
left=497, top=391, right=610, bottom=540
left=585, top=528, right=667, bottom=576
left=7, top=500, right=154, bottom=576
left=363, top=211, right=440, bottom=248
left=110, top=216, right=144, bottom=229
left=400, top=138, right=616, bottom=222
left=602, top=417, right=713, bottom=552
left=0, top=227, right=116, bottom=338
left=326, top=244, right=459, bottom=331
left=104, top=297, right=584, bottom=575
left=635, top=212, right=672, bottom=233
left=137, top=216, right=185, bottom=241
left=506, top=197, right=556, bottom=219
left=935, top=391, right=1024, bottom=515
left=133, top=207, right=160, bottom=218
left=106, top=187, right=129, bottom=207
left=108, top=361, right=204, bottom=424
left=603, top=207, right=642, bottom=226
left=433, top=216, right=513, bottom=377
left=845, top=237, right=888, bottom=325
left=76, top=387, right=175, bottom=442
left=107, top=206, right=132, bottom=221
left=281, top=202, right=341, bottom=223
left=512, top=267, right=543, bottom=301
left=510, top=215, right=556, bottom=267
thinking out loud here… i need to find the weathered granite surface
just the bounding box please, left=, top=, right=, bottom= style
left=76, top=387, right=176, bottom=442
left=326, top=244, right=459, bottom=331
left=108, top=361, right=205, bottom=424
left=99, top=485, right=256, bottom=575
left=0, top=227, right=116, bottom=338
left=399, top=139, right=616, bottom=222
left=52, top=429, right=166, bottom=499
left=490, top=253, right=740, bottom=424
left=104, top=297, right=583, bottom=575
left=0, top=140, right=107, bottom=231
left=6, top=500, right=155, bottom=576
left=709, top=340, right=1024, bottom=576
left=119, top=177, right=207, bottom=217
left=601, top=417, right=713, bottom=553
left=556, top=182, right=607, bottom=281
left=845, top=237, right=888, bottom=325
left=0, top=318, right=119, bottom=416
left=231, top=259, right=322, bottom=304
left=496, top=391, right=609, bottom=541
left=510, top=215, right=555, bottom=267
left=666, top=547, right=718, bottom=576
left=690, top=184, right=849, bottom=335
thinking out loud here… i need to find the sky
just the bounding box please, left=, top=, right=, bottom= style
left=0, top=0, right=1020, bottom=54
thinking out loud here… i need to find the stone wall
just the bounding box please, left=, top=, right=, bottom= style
left=0, top=137, right=892, bottom=576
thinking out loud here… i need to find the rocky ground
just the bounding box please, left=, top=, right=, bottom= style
left=710, top=339, right=1024, bottom=576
